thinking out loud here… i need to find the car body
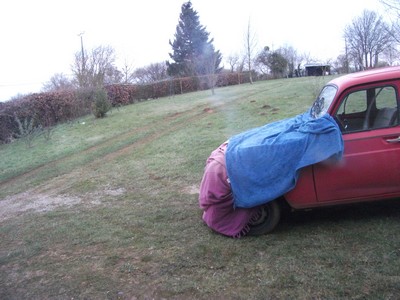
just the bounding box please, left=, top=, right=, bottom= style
left=250, top=66, right=400, bottom=234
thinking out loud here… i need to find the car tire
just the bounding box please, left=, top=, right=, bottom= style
left=247, top=200, right=281, bottom=235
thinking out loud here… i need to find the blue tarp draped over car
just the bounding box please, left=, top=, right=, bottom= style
left=225, top=111, right=344, bottom=208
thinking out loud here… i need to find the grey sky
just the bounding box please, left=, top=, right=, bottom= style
left=0, top=0, right=383, bottom=101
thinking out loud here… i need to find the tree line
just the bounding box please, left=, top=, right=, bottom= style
left=40, top=1, right=400, bottom=96
left=43, top=2, right=223, bottom=94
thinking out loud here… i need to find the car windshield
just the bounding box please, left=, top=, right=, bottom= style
left=310, top=85, right=337, bottom=118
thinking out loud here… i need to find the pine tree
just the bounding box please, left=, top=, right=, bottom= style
left=167, top=1, right=222, bottom=77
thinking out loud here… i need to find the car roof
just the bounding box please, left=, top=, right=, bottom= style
left=327, top=66, right=400, bottom=92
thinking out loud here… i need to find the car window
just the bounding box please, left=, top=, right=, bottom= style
left=337, top=90, right=367, bottom=114
left=335, top=85, right=399, bottom=133
left=376, top=86, right=397, bottom=109
left=310, top=85, right=337, bottom=118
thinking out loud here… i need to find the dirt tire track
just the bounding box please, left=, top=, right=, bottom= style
left=1, top=87, right=270, bottom=193
left=0, top=88, right=270, bottom=220
left=100, top=109, right=210, bottom=163
left=0, top=104, right=212, bottom=192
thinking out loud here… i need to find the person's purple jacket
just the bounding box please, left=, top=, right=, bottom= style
left=199, top=143, right=260, bottom=238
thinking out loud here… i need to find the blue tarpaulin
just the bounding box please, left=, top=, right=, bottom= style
left=225, top=111, right=344, bottom=208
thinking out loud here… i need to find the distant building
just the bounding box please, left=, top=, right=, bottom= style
left=304, top=64, right=331, bottom=76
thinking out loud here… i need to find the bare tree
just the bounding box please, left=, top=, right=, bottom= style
left=132, top=62, right=168, bottom=84
left=237, top=55, right=246, bottom=73
left=42, top=73, right=74, bottom=92
left=380, top=0, right=400, bottom=14
left=72, top=45, right=117, bottom=88
left=333, top=54, right=349, bottom=74
left=202, top=46, right=220, bottom=95
left=227, top=54, right=240, bottom=72
left=89, top=46, right=116, bottom=86
left=344, top=10, right=393, bottom=70
left=381, top=45, right=400, bottom=65
left=255, top=46, right=270, bottom=75
left=72, top=48, right=89, bottom=87
left=380, top=0, right=400, bottom=44
left=279, top=45, right=304, bottom=77
left=104, top=66, right=123, bottom=85
left=120, top=60, right=135, bottom=84
left=244, top=18, right=258, bottom=84
left=302, top=52, right=318, bottom=65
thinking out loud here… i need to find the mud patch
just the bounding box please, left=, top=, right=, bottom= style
left=0, top=192, right=82, bottom=222
left=260, top=104, right=280, bottom=115
left=0, top=186, right=127, bottom=222
left=261, top=104, right=272, bottom=109
left=182, top=185, right=199, bottom=195
left=104, top=187, right=126, bottom=196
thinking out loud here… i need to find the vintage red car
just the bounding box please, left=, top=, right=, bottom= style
left=250, top=66, right=400, bottom=234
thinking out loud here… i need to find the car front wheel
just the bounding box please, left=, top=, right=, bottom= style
left=247, top=200, right=281, bottom=235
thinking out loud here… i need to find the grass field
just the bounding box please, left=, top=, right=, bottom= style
left=1, top=76, right=400, bottom=299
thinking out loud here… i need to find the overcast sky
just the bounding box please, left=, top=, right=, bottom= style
left=0, top=0, right=385, bottom=102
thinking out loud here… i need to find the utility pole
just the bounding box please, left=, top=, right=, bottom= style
left=78, top=32, right=85, bottom=72
left=78, top=32, right=86, bottom=87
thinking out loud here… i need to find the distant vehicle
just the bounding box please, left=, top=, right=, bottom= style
left=250, top=66, right=400, bottom=234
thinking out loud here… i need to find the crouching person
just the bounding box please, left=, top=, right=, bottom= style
left=199, top=142, right=261, bottom=238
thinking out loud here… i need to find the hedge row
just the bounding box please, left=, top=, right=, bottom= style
left=105, top=72, right=252, bottom=106
left=0, top=72, right=253, bottom=144
left=0, top=90, right=90, bottom=143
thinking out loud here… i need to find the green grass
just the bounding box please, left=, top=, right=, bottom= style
left=1, top=76, right=400, bottom=299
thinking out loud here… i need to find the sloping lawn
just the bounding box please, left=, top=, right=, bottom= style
left=1, top=76, right=399, bottom=299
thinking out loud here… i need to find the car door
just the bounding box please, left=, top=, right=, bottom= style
left=313, top=82, right=400, bottom=203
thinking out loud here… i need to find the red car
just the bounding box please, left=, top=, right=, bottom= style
left=251, top=66, right=400, bottom=234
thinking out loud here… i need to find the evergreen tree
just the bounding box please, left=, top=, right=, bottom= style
left=167, top=1, right=222, bottom=77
